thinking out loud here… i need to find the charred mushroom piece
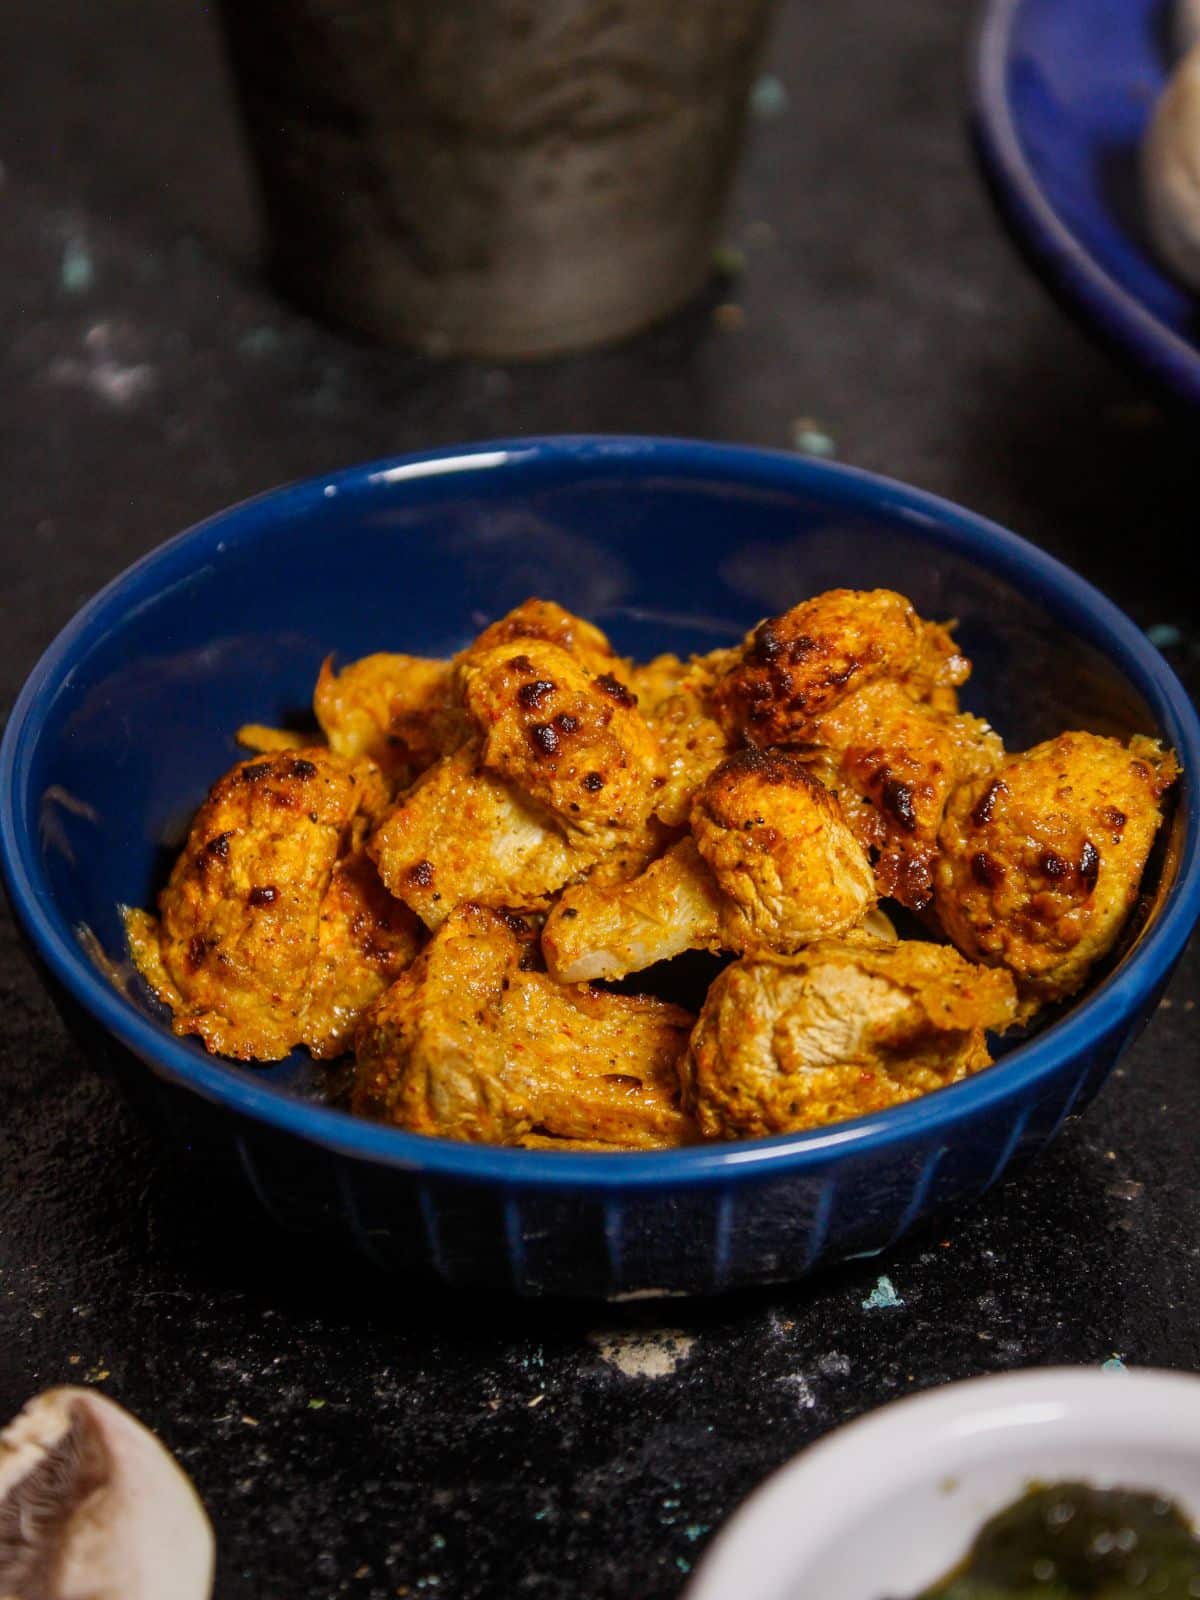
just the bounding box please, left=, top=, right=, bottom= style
left=541, top=751, right=877, bottom=985
left=936, top=732, right=1180, bottom=1015
left=681, top=938, right=1018, bottom=1139
left=314, top=651, right=458, bottom=780
left=457, top=640, right=661, bottom=839
left=461, top=597, right=626, bottom=680
left=0, top=1386, right=214, bottom=1600
left=353, top=904, right=696, bottom=1148
left=802, top=679, right=1004, bottom=911
left=124, top=747, right=416, bottom=1061
left=690, top=748, right=877, bottom=949
left=542, top=838, right=726, bottom=984
left=709, top=588, right=925, bottom=746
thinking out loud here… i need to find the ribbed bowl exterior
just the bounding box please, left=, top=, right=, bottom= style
left=46, top=964, right=1167, bottom=1298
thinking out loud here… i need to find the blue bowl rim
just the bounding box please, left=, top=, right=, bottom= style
left=3, top=434, right=1199, bottom=1191
left=970, top=0, right=1200, bottom=407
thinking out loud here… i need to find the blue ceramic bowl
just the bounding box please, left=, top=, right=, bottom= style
left=972, top=0, right=1200, bottom=405
left=3, top=438, right=1198, bottom=1298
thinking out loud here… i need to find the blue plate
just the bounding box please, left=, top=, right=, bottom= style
left=973, top=0, right=1200, bottom=403
left=3, top=437, right=1199, bottom=1297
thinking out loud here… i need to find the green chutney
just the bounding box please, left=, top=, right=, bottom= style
left=909, top=1483, right=1200, bottom=1600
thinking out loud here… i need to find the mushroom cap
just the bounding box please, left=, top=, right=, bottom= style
left=0, top=1386, right=214, bottom=1600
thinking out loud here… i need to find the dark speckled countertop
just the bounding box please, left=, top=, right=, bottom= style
left=3, top=3, right=1200, bottom=1597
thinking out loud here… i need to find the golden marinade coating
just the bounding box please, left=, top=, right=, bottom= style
left=542, top=837, right=726, bottom=984
left=300, top=849, right=423, bottom=1059
left=690, top=749, right=876, bottom=951
left=541, top=747, right=880, bottom=986
left=310, top=600, right=628, bottom=784
left=352, top=904, right=696, bottom=1148
left=462, top=597, right=625, bottom=679
left=367, top=743, right=589, bottom=927
left=710, top=588, right=924, bottom=746
left=936, top=732, right=1180, bottom=1011
left=459, top=640, right=661, bottom=838
left=235, top=724, right=307, bottom=753
left=369, top=637, right=666, bottom=928
left=541, top=750, right=880, bottom=986
left=128, top=585, right=1183, bottom=1152
left=573, top=812, right=677, bottom=891
left=314, top=652, right=456, bottom=780
left=809, top=680, right=1005, bottom=911
left=627, top=651, right=696, bottom=710
left=127, top=748, right=416, bottom=1060
left=632, top=652, right=734, bottom=830
left=907, top=618, right=973, bottom=710
left=628, top=644, right=737, bottom=719
left=649, top=697, right=732, bottom=831
left=681, top=938, right=1018, bottom=1139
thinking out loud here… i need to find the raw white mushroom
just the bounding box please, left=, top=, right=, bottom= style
left=1177, top=0, right=1200, bottom=56
left=1143, top=43, right=1200, bottom=292
left=0, top=1386, right=214, bottom=1600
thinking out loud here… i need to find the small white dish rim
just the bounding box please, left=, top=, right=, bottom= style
left=686, top=1366, right=1200, bottom=1600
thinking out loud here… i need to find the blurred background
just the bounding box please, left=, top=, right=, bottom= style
left=3, top=1, right=1197, bottom=681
